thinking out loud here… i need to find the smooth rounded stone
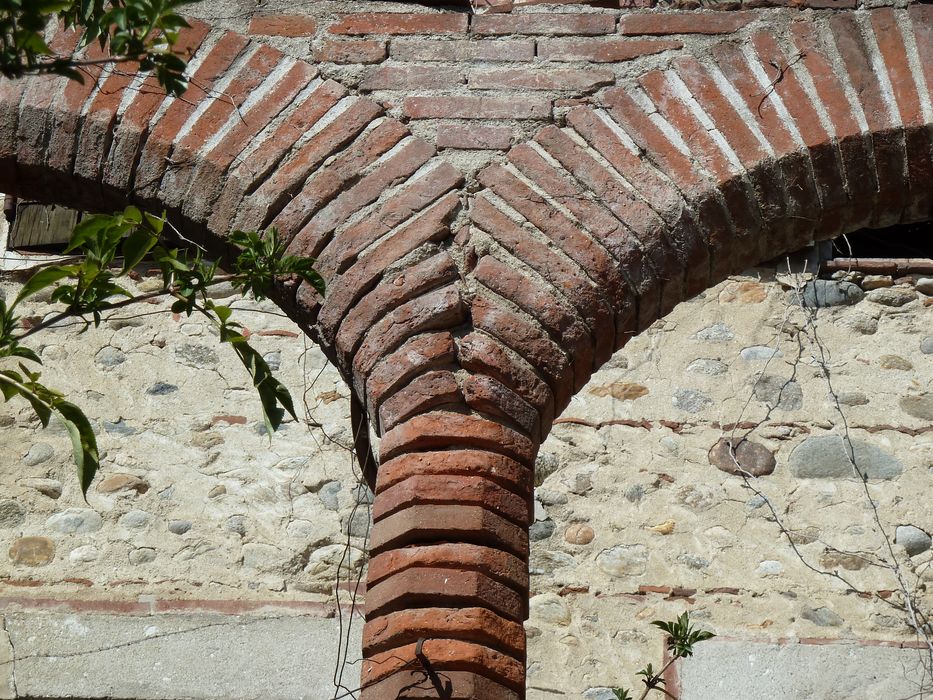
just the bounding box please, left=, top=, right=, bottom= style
left=590, top=382, right=649, bottom=401
left=678, top=484, right=719, bottom=511
left=225, top=515, right=248, bottom=535
left=0, top=499, right=26, bottom=528
left=878, top=354, right=913, bottom=371
left=95, top=346, right=126, bottom=368
left=180, top=322, right=203, bottom=336
left=536, top=488, right=568, bottom=506
left=342, top=509, right=371, bottom=538
left=801, top=607, right=843, bottom=627
left=129, top=547, right=157, bottom=565
left=9, top=536, right=55, bottom=566
left=241, top=543, right=281, bottom=571
left=789, top=436, right=903, bottom=479
left=103, top=419, right=137, bottom=436
left=97, top=474, right=149, bottom=494
left=41, top=345, right=67, bottom=361
left=20, top=477, right=62, bottom=499
left=895, top=525, right=932, bottom=556
left=921, top=337, right=933, bottom=354
left=530, top=593, right=571, bottom=626
left=108, top=316, right=146, bottom=330
left=787, top=527, right=820, bottom=545
left=719, top=280, right=767, bottom=303
left=529, top=519, right=556, bottom=541
left=820, top=550, right=867, bottom=571
left=304, top=544, right=365, bottom=576
left=624, top=485, right=645, bottom=503
left=660, top=436, right=680, bottom=454
left=837, top=391, right=869, bottom=406
left=672, top=388, right=714, bottom=413
left=752, top=374, right=803, bottom=411
left=687, top=358, right=729, bottom=376
left=46, top=508, right=103, bottom=534
left=204, top=281, right=239, bottom=300
left=318, top=481, right=342, bottom=511
left=917, top=278, right=933, bottom=295
left=146, top=382, right=178, bottom=396
left=596, top=544, right=648, bottom=577
left=119, top=510, right=154, bottom=529
left=861, top=275, right=893, bottom=290
left=263, top=351, right=282, bottom=372
left=900, top=395, right=933, bottom=421
left=835, top=312, right=878, bottom=335
left=746, top=495, right=767, bottom=509
left=756, top=560, right=784, bottom=576
left=561, top=469, right=593, bottom=495
left=208, top=484, right=226, bottom=499
left=831, top=270, right=863, bottom=283
left=168, top=520, right=192, bottom=535
left=792, top=280, right=864, bottom=308
left=534, top=452, right=560, bottom=485
left=677, top=554, right=710, bottom=570
left=534, top=500, right=548, bottom=522
left=695, top=323, right=735, bottom=342
left=530, top=549, right=575, bottom=575
left=866, top=287, right=916, bottom=307
left=22, top=442, right=54, bottom=466
left=565, top=523, right=595, bottom=545
left=69, top=545, right=100, bottom=563
left=741, top=346, right=783, bottom=362
left=708, top=437, right=776, bottom=477
left=174, top=343, right=219, bottom=368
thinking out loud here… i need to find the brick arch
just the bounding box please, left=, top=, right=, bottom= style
left=0, top=5, right=930, bottom=699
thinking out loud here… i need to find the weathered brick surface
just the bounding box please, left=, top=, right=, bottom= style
left=361, top=64, right=465, bottom=91
left=361, top=670, right=519, bottom=700
left=618, top=12, right=755, bottom=35
left=313, top=39, right=386, bottom=64
left=375, top=450, right=532, bottom=498
left=391, top=39, right=535, bottom=62
left=366, top=332, right=458, bottom=415
left=538, top=38, right=682, bottom=62
left=379, top=370, right=463, bottom=432
left=329, top=13, right=468, bottom=35
left=403, top=96, right=552, bottom=120
left=248, top=14, right=316, bottom=36
left=468, top=68, right=614, bottom=91
left=473, top=13, right=616, bottom=36
left=437, top=124, right=514, bottom=150
left=461, top=374, right=541, bottom=440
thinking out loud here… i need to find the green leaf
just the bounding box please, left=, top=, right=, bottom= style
left=120, top=227, right=157, bottom=274
left=55, top=400, right=99, bottom=497
left=14, top=266, right=74, bottom=305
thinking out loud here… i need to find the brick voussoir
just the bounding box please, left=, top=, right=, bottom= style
left=379, top=413, right=537, bottom=467
left=363, top=607, right=525, bottom=659
left=365, top=332, right=458, bottom=417
left=367, top=544, right=528, bottom=593
left=379, top=370, right=464, bottom=433
left=373, top=473, right=531, bottom=527
left=461, top=374, right=541, bottom=441
left=375, top=450, right=532, bottom=498
left=361, top=670, right=520, bottom=700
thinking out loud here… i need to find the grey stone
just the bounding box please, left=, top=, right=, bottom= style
left=263, top=351, right=282, bottom=372
left=895, top=525, right=931, bottom=557
left=900, top=394, right=933, bottom=421
left=225, top=515, right=248, bottom=536
left=318, top=481, right=342, bottom=511
left=22, top=442, right=54, bottom=466
left=342, top=508, right=371, bottom=538
left=678, top=484, right=718, bottom=510
left=108, top=316, right=146, bottom=330
left=19, top=477, right=62, bottom=499
left=866, top=287, right=916, bottom=307
left=168, top=520, right=192, bottom=535
left=46, top=508, right=103, bottom=534
left=241, top=543, right=281, bottom=571
left=916, top=277, right=933, bottom=295
left=583, top=689, right=621, bottom=700
left=534, top=452, right=560, bottom=485
left=672, top=388, right=714, bottom=413
left=756, top=560, right=783, bottom=576
left=596, top=544, right=648, bottom=577
left=789, top=436, right=903, bottom=480
left=792, top=280, right=864, bottom=308
left=837, top=391, right=869, bottom=406
left=835, top=312, right=878, bottom=335
left=103, top=419, right=137, bottom=436
left=740, top=346, right=783, bottom=361
left=529, top=593, right=571, bottom=625
left=921, top=336, right=933, bottom=354
left=801, top=606, right=843, bottom=627
left=534, top=500, right=547, bottom=522
left=624, top=485, right=645, bottom=502
left=69, top=545, right=100, bottom=563
left=175, top=343, right=219, bottom=368
left=687, top=358, right=729, bottom=376
left=128, top=548, right=156, bottom=565
left=708, top=438, right=776, bottom=477
left=119, top=510, right=153, bottom=529
left=530, top=549, right=575, bottom=574
left=695, top=323, right=735, bottom=342
left=746, top=495, right=767, bottom=509
left=752, top=374, right=803, bottom=411
left=146, top=382, right=178, bottom=396
left=562, top=470, right=593, bottom=495
left=878, top=354, right=912, bottom=370
left=678, top=554, right=711, bottom=570
left=0, top=499, right=26, bottom=528
left=860, top=275, right=893, bottom=290
left=536, top=489, right=568, bottom=506
left=529, top=519, right=556, bottom=542
left=95, top=346, right=126, bottom=368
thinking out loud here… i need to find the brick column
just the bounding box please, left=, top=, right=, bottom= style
left=360, top=410, right=536, bottom=699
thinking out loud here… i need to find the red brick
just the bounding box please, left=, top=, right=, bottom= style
left=403, top=96, right=551, bottom=120
left=318, top=162, right=463, bottom=278
left=332, top=249, right=460, bottom=363
left=362, top=639, right=524, bottom=692
left=472, top=255, right=594, bottom=392
left=391, top=39, right=534, bottom=62
left=352, top=285, right=465, bottom=381
left=313, top=39, right=386, bottom=64
left=361, top=670, right=519, bottom=700
left=457, top=331, right=554, bottom=434
left=379, top=412, right=537, bottom=466
left=366, top=567, right=525, bottom=622
left=248, top=14, right=317, bottom=37
left=375, top=450, right=532, bottom=498
left=462, top=374, right=541, bottom=440
left=365, top=332, right=458, bottom=414
left=473, top=13, right=616, bottom=36
left=374, top=475, right=530, bottom=526
left=329, top=13, right=468, bottom=35
left=361, top=64, right=465, bottom=91
left=619, top=12, right=755, bottom=36
left=264, top=118, right=410, bottom=244
left=538, top=38, right=682, bottom=62
left=363, top=606, right=525, bottom=657
left=379, top=370, right=463, bottom=432
left=468, top=68, right=614, bottom=91
left=909, top=5, right=933, bottom=102
left=471, top=195, right=613, bottom=368
left=437, top=124, right=514, bottom=150
left=0, top=78, right=28, bottom=190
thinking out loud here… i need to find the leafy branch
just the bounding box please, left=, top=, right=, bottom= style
left=0, top=205, right=324, bottom=497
